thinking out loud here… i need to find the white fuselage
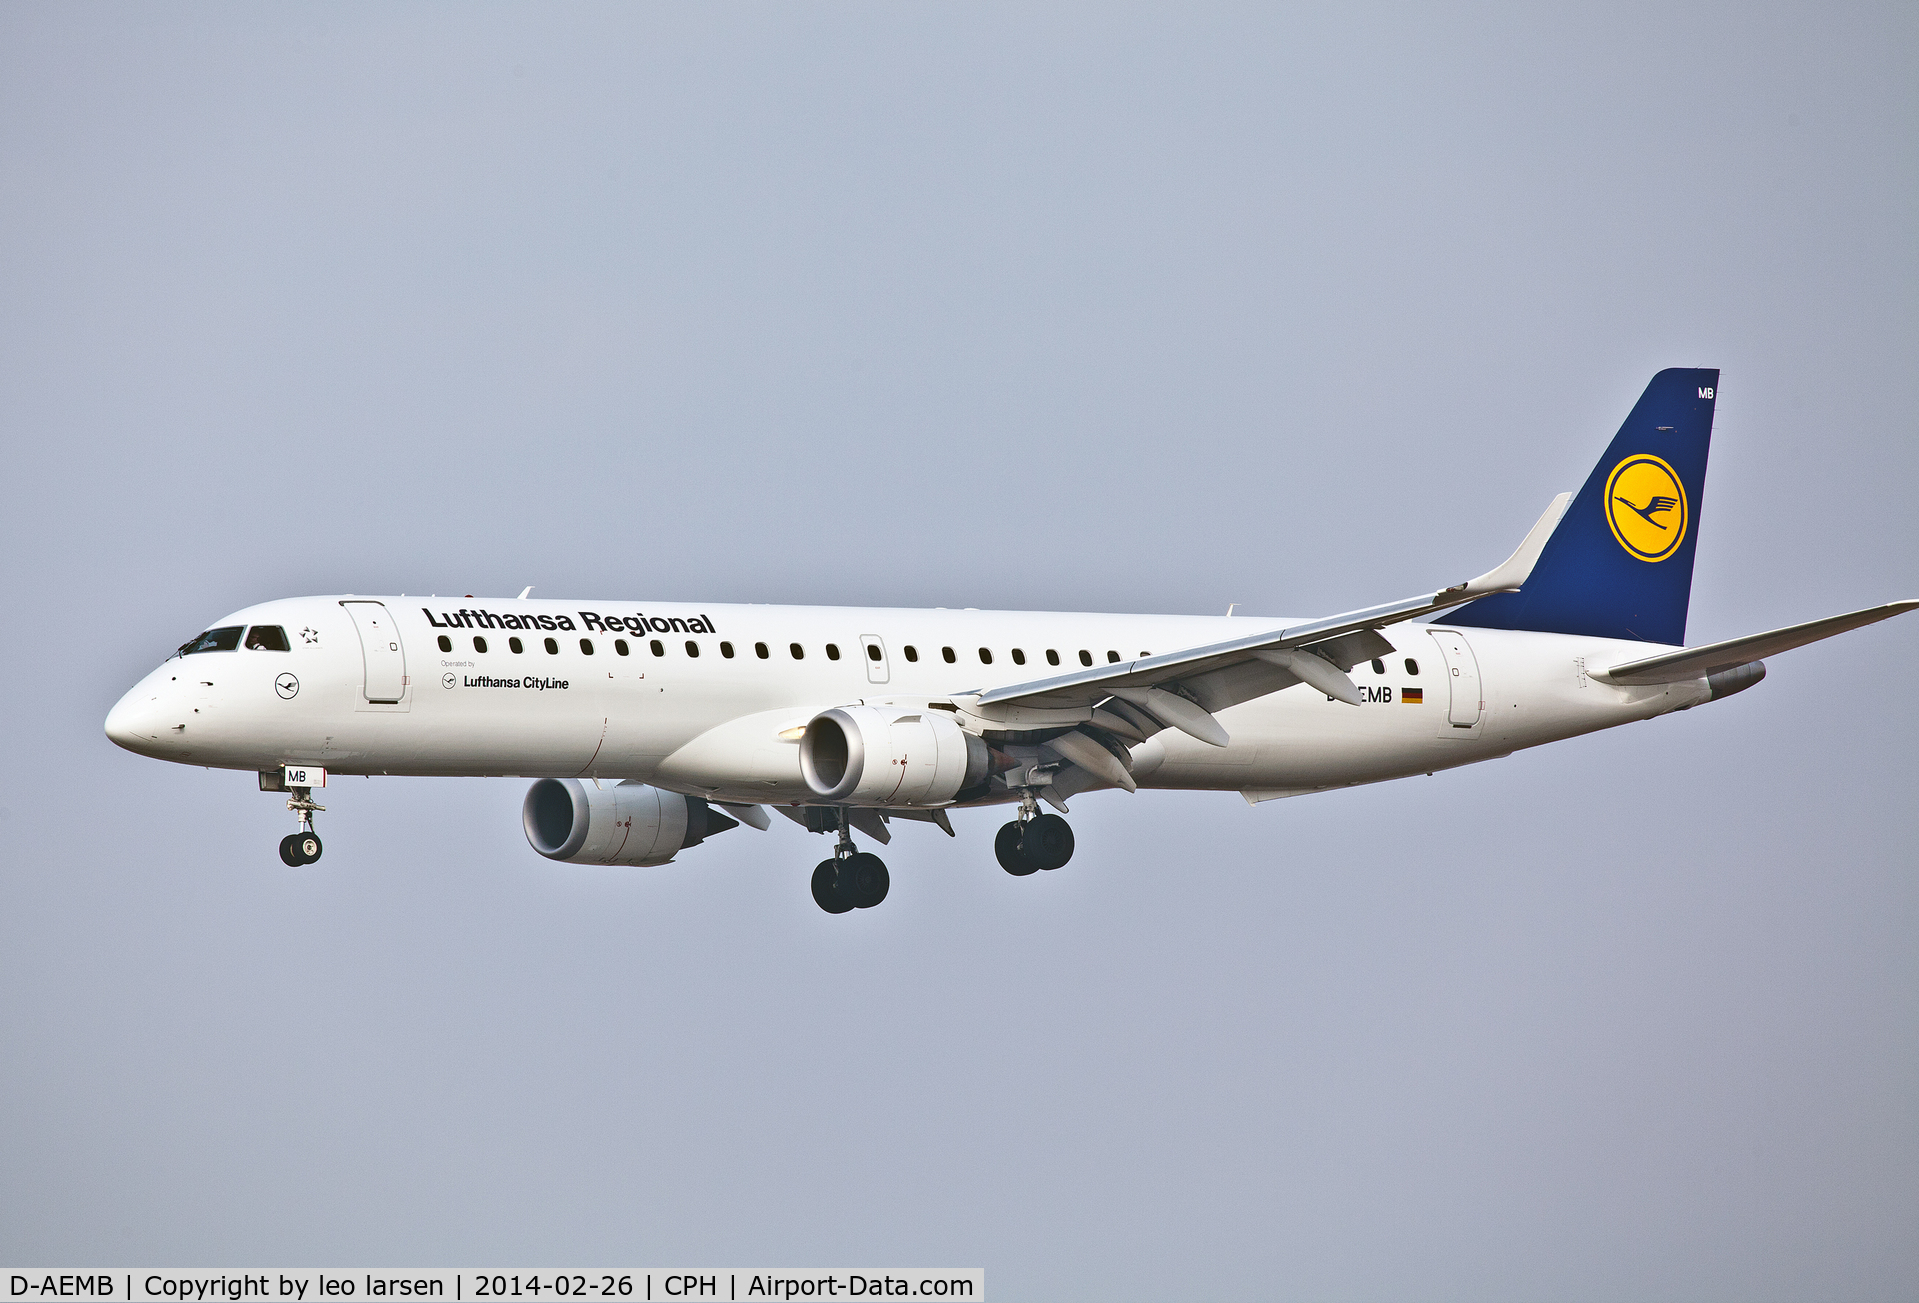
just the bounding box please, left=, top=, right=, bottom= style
left=105, top=595, right=1709, bottom=806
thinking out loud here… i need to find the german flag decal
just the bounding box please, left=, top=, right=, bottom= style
left=1403, top=687, right=1423, bottom=704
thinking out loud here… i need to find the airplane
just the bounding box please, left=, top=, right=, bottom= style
left=105, top=368, right=1914, bottom=914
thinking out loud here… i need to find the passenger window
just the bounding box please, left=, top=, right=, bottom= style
left=580, top=639, right=594, bottom=655
left=1107, top=651, right=1120, bottom=663
left=437, top=635, right=453, bottom=653
left=1079, top=650, right=1093, bottom=666
left=826, top=644, right=840, bottom=660
left=244, top=625, right=290, bottom=651
left=755, top=642, right=770, bottom=659
left=1011, top=649, right=1025, bottom=665
left=651, top=640, right=665, bottom=657
left=473, top=636, right=488, bottom=653
left=686, top=641, right=700, bottom=657
left=904, top=645, right=919, bottom=662
left=509, top=637, right=524, bottom=654
left=544, top=637, right=559, bottom=654
left=791, top=643, right=804, bottom=659
left=1405, top=658, right=1419, bottom=675
left=867, top=644, right=882, bottom=661
left=942, top=647, right=956, bottom=663
left=615, top=639, right=629, bottom=656
left=720, top=641, right=735, bottom=658
left=176, top=626, right=244, bottom=657
left=1046, top=649, right=1060, bottom=666
left=978, top=648, right=993, bottom=664
left=1372, top=659, right=1385, bottom=675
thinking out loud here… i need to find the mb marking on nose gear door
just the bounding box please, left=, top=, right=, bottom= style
left=1428, top=628, right=1484, bottom=736
left=341, top=600, right=409, bottom=706
left=860, top=634, right=890, bottom=685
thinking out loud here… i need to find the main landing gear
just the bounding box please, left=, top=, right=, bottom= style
left=810, top=809, right=890, bottom=914
left=278, top=785, right=325, bottom=866
left=802, top=796, right=1075, bottom=911
left=995, top=792, right=1074, bottom=875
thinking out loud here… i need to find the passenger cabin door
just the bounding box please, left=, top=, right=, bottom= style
left=1427, top=629, right=1483, bottom=734
left=860, top=634, right=890, bottom=685
left=342, top=601, right=408, bottom=703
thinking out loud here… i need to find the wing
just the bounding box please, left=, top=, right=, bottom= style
left=1591, top=599, right=1918, bottom=685
left=956, top=493, right=1573, bottom=743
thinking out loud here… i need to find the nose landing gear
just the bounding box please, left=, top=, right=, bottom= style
left=279, top=830, right=323, bottom=866
left=278, top=786, right=325, bottom=866
left=996, top=791, right=1074, bottom=875
left=809, top=809, right=890, bottom=913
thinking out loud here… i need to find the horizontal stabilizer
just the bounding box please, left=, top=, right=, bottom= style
left=1593, top=600, right=1918, bottom=685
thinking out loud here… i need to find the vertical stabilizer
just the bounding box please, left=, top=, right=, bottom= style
left=1448, top=368, right=1717, bottom=645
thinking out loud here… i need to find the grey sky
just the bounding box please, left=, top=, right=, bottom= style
left=3, top=4, right=1915, bottom=1299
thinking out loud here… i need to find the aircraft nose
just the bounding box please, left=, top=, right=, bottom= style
left=105, top=682, right=172, bottom=755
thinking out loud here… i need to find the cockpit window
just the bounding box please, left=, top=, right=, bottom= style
left=175, top=626, right=243, bottom=657
left=245, top=625, right=290, bottom=651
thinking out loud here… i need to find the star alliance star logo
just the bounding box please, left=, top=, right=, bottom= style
left=300, top=627, right=320, bottom=644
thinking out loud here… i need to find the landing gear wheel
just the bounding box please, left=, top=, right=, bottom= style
left=279, top=831, right=322, bottom=866
left=996, top=821, right=1041, bottom=876
left=842, top=852, right=890, bottom=909
left=996, top=815, right=1073, bottom=874
left=279, top=783, right=326, bottom=866
left=1024, top=814, right=1073, bottom=870
left=811, top=859, right=856, bottom=914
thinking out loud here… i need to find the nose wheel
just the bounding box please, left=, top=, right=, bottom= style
left=280, top=830, right=323, bottom=866
left=279, top=785, right=325, bottom=865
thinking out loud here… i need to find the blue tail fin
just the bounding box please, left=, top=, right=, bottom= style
left=1448, top=368, right=1717, bottom=645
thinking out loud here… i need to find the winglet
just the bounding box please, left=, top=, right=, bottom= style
left=1456, top=493, right=1572, bottom=599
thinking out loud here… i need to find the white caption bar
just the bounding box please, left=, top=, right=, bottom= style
left=5, top=1273, right=982, bottom=1303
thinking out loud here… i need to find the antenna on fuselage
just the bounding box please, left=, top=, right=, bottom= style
left=518, top=586, right=534, bottom=599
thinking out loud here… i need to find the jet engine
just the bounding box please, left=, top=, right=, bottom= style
left=522, top=778, right=738, bottom=866
left=798, top=705, right=990, bottom=805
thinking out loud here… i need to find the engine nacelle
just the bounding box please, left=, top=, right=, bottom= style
left=798, top=705, right=990, bottom=805
left=522, top=778, right=737, bottom=866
